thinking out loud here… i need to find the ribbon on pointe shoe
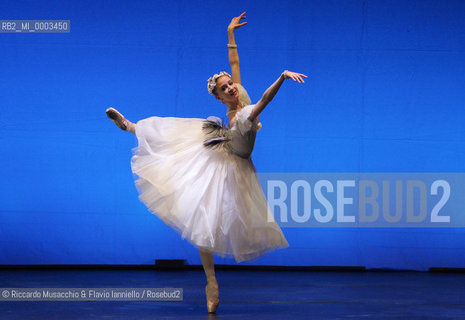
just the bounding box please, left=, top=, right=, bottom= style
left=205, top=282, right=219, bottom=313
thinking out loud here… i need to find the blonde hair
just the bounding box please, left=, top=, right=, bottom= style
left=235, top=82, right=252, bottom=107
left=226, top=82, right=251, bottom=117
left=226, top=83, right=262, bottom=130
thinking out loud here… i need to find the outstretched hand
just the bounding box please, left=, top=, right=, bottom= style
left=283, top=71, right=308, bottom=83
left=228, top=12, right=247, bottom=32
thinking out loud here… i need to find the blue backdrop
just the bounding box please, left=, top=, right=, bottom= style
left=1, top=0, right=464, bottom=270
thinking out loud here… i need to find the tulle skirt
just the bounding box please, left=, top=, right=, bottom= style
left=130, top=116, right=289, bottom=262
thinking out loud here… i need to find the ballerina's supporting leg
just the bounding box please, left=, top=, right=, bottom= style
left=105, top=107, right=136, bottom=134
left=199, top=249, right=219, bottom=313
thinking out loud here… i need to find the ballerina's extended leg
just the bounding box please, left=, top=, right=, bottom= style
left=199, top=249, right=219, bottom=313
left=105, top=107, right=136, bottom=134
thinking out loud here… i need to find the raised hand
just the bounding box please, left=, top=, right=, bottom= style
left=228, top=12, right=247, bottom=32
left=283, top=70, right=308, bottom=83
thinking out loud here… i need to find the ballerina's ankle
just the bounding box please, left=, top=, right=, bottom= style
left=126, top=122, right=135, bottom=133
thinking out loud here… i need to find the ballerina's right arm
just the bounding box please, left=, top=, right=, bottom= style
left=228, top=12, right=247, bottom=84
left=248, top=71, right=308, bottom=122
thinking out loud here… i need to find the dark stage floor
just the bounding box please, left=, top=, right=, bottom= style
left=0, top=268, right=464, bottom=319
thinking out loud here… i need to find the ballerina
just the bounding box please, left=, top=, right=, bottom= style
left=106, top=12, right=307, bottom=314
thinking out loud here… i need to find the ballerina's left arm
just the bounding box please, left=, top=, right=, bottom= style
left=228, top=12, right=247, bottom=84
left=248, top=70, right=307, bottom=122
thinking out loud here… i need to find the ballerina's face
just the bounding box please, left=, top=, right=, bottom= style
left=214, top=75, right=239, bottom=104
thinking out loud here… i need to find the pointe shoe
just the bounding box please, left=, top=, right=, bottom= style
left=205, top=282, right=219, bottom=313
left=106, top=107, right=130, bottom=131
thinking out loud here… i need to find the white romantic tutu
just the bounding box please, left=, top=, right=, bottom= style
left=130, top=105, right=289, bottom=262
